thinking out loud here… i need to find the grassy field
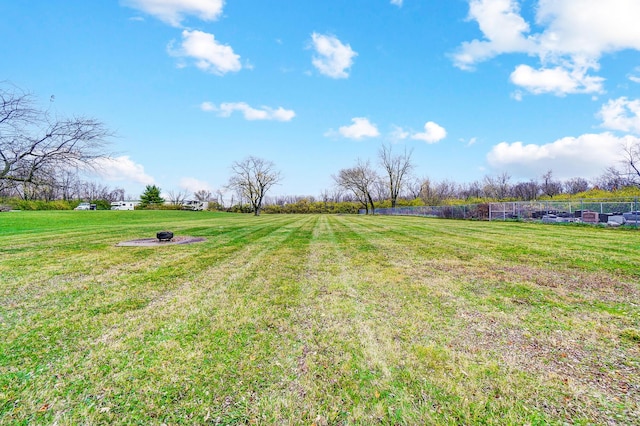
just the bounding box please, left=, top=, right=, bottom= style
left=1, top=211, right=639, bottom=425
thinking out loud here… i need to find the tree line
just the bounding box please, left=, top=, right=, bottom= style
left=2, top=83, right=640, bottom=214
left=328, top=146, right=640, bottom=215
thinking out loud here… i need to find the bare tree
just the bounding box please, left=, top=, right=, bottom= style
left=193, top=189, right=212, bottom=202
left=227, top=156, right=282, bottom=216
left=418, top=177, right=438, bottom=205
left=55, top=169, right=81, bottom=201
left=540, top=170, right=562, bottom=198
left=372, top=179, right=387, bottom=204
left=215, top=189, right=226, bottom=207
left=621, top=141, right=640, bottom=186
left=406, top=178, right=423, bottom=200
left=513, top=180, right=539, bottom=201
left=458, top=180, right=483, bottom=200
left=378, top=144, right=414, bottom=208
left=167, top=189, right=189, bottom=206
left=483, top=172, right=511, bottom=200
left=109, top=187, right=125, bottom=202
left=333, top=159, right=378, bottom=214
left=79, top=181, right=114, bottom=201
left=434, top=179, right=458, bottom=201
left=594, top=166, right=632, bottom=191
left=330, top=187, right=345, bottom=203
left=1, top=84, right=111, bottom=186
left=564, top=177, right=590, bottom=195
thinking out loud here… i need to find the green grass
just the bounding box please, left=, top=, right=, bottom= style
left=1, top=211, right=639, bottom=424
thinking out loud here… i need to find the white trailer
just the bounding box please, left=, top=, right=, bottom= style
left=181, top=200, right=209, bottom=211
left=110, top=201, right=139, bottom=210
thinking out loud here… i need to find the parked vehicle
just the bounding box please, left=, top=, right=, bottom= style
left=74, top=202, right=96, bottom=210
left=110, top=201, right=139, bottom=210
left=181, top=200, right=209, bottom=211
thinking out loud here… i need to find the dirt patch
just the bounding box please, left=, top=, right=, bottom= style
left=116, top=236, right=206, bottom=247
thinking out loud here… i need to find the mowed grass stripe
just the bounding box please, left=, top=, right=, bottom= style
left=256, top=215, right=406, bottom=423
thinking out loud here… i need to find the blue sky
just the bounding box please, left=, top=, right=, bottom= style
left=3, top=0, right=640, bottom=199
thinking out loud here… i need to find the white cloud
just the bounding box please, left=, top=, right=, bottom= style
left=628, top=68, right=640, bottom=84
left=535, top=0, right=640, bottom=56
left=454, top=0, right=640, bottom=95
left=389, top=125, right=410, bottom=142
left=453, top=0, right=535, bottom=70
left=486, top=132, right=637, bottom=178
left=510, top=64, right=604, bottom=95
left=391, top=0, right=403, bottom=6
left=200, top=101, right=216, bottom=111
left=337, top=117, right=380, bottom=140
left=202, top=101, right=295, bottom=121
left=598, top=97, right=640, bottom=135
left=179, top=177, right=212, bottom=193
left=460, top=137, right=478, bottom=146
left=411, top=121, right=447, bottom=143
left=91, top=156, right=155, bottom=185
left=310, top=33, right=357, bottom=79
left=122, top=0, right=224, bottom=27
left=169, top=30, right=241, bottom=75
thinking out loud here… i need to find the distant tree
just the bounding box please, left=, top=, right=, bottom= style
left=110, top=187, right=125, bottom=202
left=167, top=189, right=189, bottom=206
left=564, top=177, right=590, bottom=195
left=621, top=141, right=640, bottom=186
left=193, top=189, right=212, bottom=202
left=418, top=177, right=438, bottom=205
left=378, top=144, right=414, bottom=208
left=458, top=180, right=483, bottom=200
left=227, top=156, right=282, bottom=216
left=140, top=184, right=164, bottom=207
left=0, top=83, right=111, bottom=186
left=540, top=170, right=562, bottom=198
left=56, top=169, right=81, bottom=201
left=330, top=187, right=345, bottom=203
left=513, top=180, right=539, bottom=201
left=406, top=178, right=423, bottom=200
left=483, top=172, right=512, bottom=200
left=215, top=189, right=226, bottom=207
left=434, top=179, right=458, bottom=201
left=594, top=166, right=632, bottom=191
left=333, top=159, right=378, bottom=214
left=372, top=179, right=387, bottom=204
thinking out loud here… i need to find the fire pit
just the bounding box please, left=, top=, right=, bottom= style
left=116, top=235, right=206, bottom=247
left=156, top=231, right=174, bottom=242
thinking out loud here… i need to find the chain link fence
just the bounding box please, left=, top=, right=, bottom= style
left=367, top=204, right=488, bottom=220
left=367, top=198, right=640, bottom=227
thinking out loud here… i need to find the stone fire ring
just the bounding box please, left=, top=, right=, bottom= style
left=116, top=236, right=206, bottom=247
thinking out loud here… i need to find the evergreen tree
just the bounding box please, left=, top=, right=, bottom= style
left=140, top=185, right=164, bottom=207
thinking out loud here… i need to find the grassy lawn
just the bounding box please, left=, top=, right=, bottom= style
left=1, top=211, right=639, bottom=424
